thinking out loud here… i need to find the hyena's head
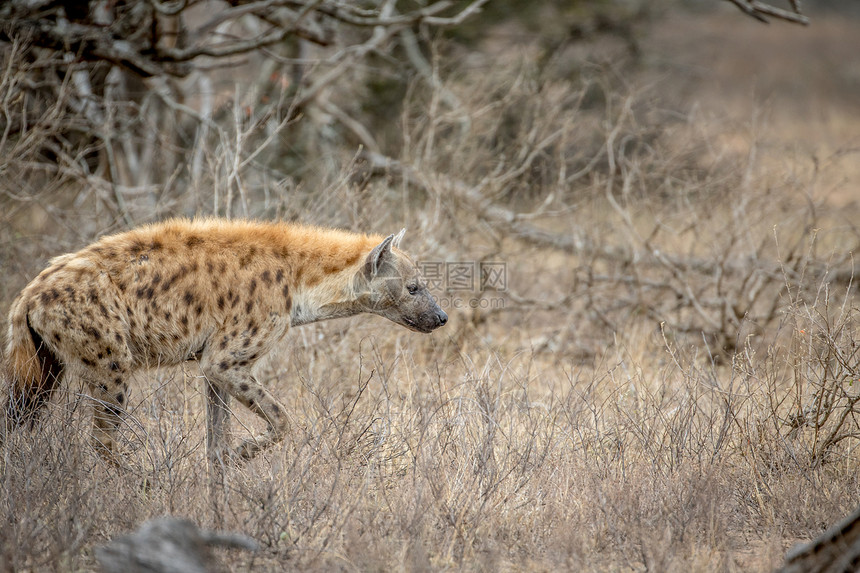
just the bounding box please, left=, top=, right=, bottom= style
left=355, top=230, right=447, bottom=333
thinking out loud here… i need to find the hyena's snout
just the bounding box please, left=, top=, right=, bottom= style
left=406, top=296, right=447, bottom=333
left=429, top=306, right=448, bottom=330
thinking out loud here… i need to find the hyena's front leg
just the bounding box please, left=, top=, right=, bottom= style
left=205, top=379, right=232, bottom=464
left=200, top=359, right=290, bottom=460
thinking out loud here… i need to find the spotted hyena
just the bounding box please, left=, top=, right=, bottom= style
left=3, top=219, right=447, bottom=462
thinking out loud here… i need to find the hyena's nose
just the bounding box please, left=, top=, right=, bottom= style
left=436, top=309, right=448, bottom=327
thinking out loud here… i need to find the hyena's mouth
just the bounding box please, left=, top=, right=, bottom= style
left=402, top=310, right=448, bottom=333
left=402, top=317, right=437, bottom=333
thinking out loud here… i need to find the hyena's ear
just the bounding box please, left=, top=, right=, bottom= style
left=366, top=234, right=396, bottom=277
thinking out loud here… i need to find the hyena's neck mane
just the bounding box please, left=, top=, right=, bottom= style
left=271, top=223, right=384, bottom=327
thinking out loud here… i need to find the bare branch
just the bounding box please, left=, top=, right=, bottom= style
left=0, top=18, right=167, bottom=77
left=149, top=0, right=187, bottom=16
left=307, top=1, right=454, bottom=27
left=725, top=0, right=810, bottom=25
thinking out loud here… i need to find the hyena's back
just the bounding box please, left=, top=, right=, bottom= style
left=19, top=219, right=304, bottom=371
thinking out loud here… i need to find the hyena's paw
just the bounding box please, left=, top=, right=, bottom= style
left=233, top=435, right=272, bottom=461
left=91, top=438, right=125, bottom=469
left=208, top=443, right=247, bottom=469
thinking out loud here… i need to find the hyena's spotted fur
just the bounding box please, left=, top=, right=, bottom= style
left=3, top=219, right=447, bottom=462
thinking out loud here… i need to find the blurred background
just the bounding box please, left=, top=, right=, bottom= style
left=2, top=1, right=860, bottom=570
left=2, top=0, right=858, bottom=359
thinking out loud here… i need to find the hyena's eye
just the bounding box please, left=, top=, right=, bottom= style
left=407, top=284, right=419, bottom=295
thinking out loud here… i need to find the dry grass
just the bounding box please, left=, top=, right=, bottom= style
left=3, top=5, right=860, bottom=572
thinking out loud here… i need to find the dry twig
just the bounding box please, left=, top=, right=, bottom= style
left=725, top=0, right=809, bottom=25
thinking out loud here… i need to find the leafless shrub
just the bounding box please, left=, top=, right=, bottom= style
left=739, top=266, right=860, bottom=469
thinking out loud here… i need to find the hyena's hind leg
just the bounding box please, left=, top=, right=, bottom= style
left=80, top=365, right=133, bottom=465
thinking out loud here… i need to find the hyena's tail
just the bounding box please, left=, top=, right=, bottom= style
left=3, top=299, right=63, bottom=430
